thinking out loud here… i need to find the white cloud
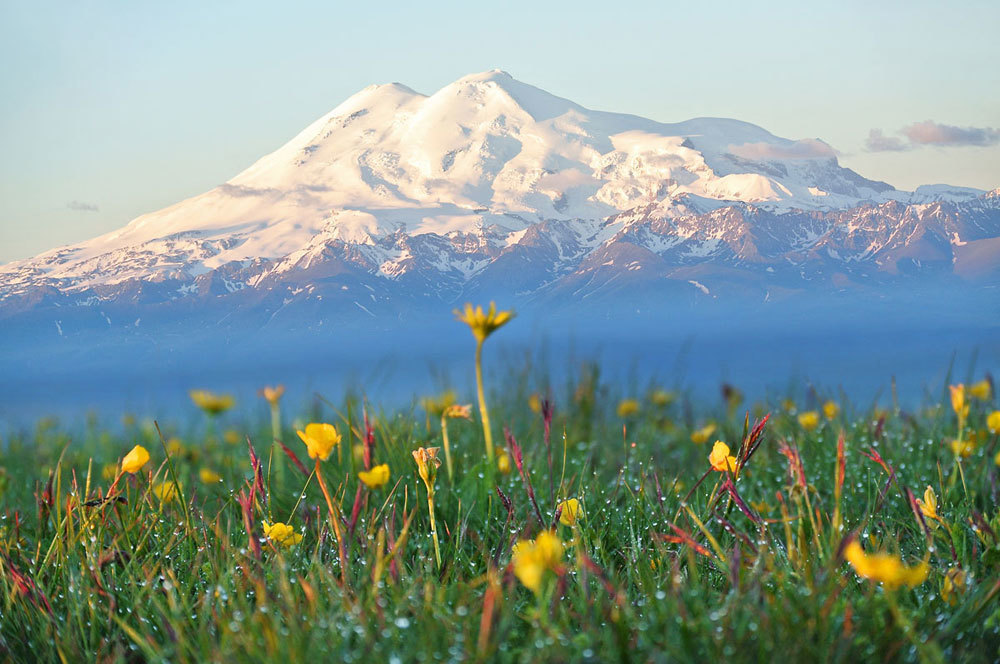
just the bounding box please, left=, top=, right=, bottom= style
left=902, top=120, right=1000, bottom=147
left=864, top=129, right=910, bottom=152
left=865, top=121, right=999, bottom=152
left=66, top=200, right=99, bottom=212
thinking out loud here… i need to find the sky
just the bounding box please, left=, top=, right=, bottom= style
left=1, top=0, right=998, bottom=264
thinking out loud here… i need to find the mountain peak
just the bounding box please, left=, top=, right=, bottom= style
left=455, top=68, right=515, bottom=83
left=432, top=69, right=582, bottom=122
left=328, top=81, right=424, bottom=116
left=0, top=71, right=939, bottom=296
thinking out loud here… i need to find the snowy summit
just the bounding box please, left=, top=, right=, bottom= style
left=0, top=70, right=996, bottom=311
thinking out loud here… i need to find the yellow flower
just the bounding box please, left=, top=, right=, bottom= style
left=101, top=463, right=118, bottom=481
left=995, top=449, right=1000, bottom=467
left=617, top=399, right=640, bottom=418
left=533, top=531, right=563, bottom=566
left=650, top=389, right=675, bottom=407
left=262, top=521, right=303, bottom=548
left=512, top=544, right=544, bottom=592
left=189, top=390, right=235, bottom=415
left=823, top=400, right=840, bottom=420
left=709, top=441, right=738, bottom=474
left=558, top=498, right=582, bottom=527
left=512, top=531, right=563, bottom=593
left=199, top=468, right=222, bottom=484
left=121, top=445, right=150, bottom=474
left=969, top=379, right=991, bottom=401
left=951, top=438, right=974, bottom=458
left=153, top=481, right=180, bottom=504
left=166, top=437, right=185, bottom=457
left=421, top=391, right=456, bottom=417
left=528, top=393, right=542, bottom=414
left=412, top=446, right=443, bottom=568
left=412, top=447, right=441, bottom=486
left=454, top=302, right=515, bottom=344
left=443, top=404, right=473, bottom=420
left=261, top=384, right=285, bottom=406
left=941, top=567, right=966, bottom=606
left=987, top=410, right=1000, bottom=434
left=223, top=429, right=241, bottom=445
left=296, top=423, right=341, bottom=461
left=781, top=398, right=796, bottom=412
left=359, top=463, right=390, bottom=489
left=690, top=423, right=716, bottom=445
left=723, top=384, right=743, bottom=410
left=915, top=485, right=939, bottom=526
left=949, top=384, right=969, bottom=421
left=844, top=541, right=928, bottom=589
left=497, top=451, right=512, bottom=475
left=798, top=411, right=820, bottom=431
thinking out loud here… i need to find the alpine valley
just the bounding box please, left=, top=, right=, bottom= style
left=2, top=71, right=998, bottom=410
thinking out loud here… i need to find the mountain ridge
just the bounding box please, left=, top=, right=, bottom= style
left=1, top=70, right=997, bottom=325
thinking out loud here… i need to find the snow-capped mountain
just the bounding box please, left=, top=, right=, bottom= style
left=2, top=70, right=998, bottom=322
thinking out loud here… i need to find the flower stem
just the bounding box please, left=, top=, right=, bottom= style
left=475, top=339, right=495, bottom=465
left=441, top=414, right=454, bottom=483
left=427, top=486, right=441, bottom=569
left=270, top=403, right=284, bottom=486
left=315, top=460, right=348, bottom=584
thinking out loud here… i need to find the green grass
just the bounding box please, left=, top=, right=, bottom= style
left=1, top=366, right=999, bottom=663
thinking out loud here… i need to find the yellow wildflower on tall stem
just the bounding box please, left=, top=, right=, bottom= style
left=843, top=538, right=928, bottom=589
left=358, top=463, right=390, bottom=489
left=950, top=384, right=968, bottom=435
left=511, top=531, right=563, bottom=593
left=262, top=521, right=303, bottom=548
left=798, top=411, right=820, bottom=431
left=969, top=379, right=991, bottom=401
left=189, top=389, right=235, bottom=416
left=440, top=403, right=472, bottom=482
left=261, top=385, right=285, bottom=442
left=941, top=567, right=967, bottom=605
left=107, top=444, right=149, bottom=498
left=454, top=302, right=514, bottom=466
left=616, top=399, right=640, bottom=418
left=153, top=480, right=180, bottom=504
left=948, top=384, right=973, bottom=493
left=189, top=389, right=234, bottom=446
left=690, top=423, right=716, bottom=445
left=915, top=485, right=940, bottom=529
left=557, top=498, right=582, bottom=527
left=121, top=445, right=150, bottom=475
left=708, top=441, right=738, bottom=475
left=413, top=447, right=442, bottom=568
left=987, top=410, right=1000, bottom=435
left=261, top=384, right=285, bottom=481
left=298, top=423, right=348, bottom=580
left=422, top=390, right=456, bottom=431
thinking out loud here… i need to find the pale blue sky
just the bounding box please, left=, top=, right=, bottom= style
left=1, top=0, right=998, bottom=263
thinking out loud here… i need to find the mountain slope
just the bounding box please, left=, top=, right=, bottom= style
left=1, top=70, right=997, bottom=323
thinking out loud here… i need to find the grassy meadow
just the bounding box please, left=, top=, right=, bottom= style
left=1, top=308, right=1000, bottom=662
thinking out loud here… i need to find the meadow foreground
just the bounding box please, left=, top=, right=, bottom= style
left=1, top=363, right=1000, bottom=663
